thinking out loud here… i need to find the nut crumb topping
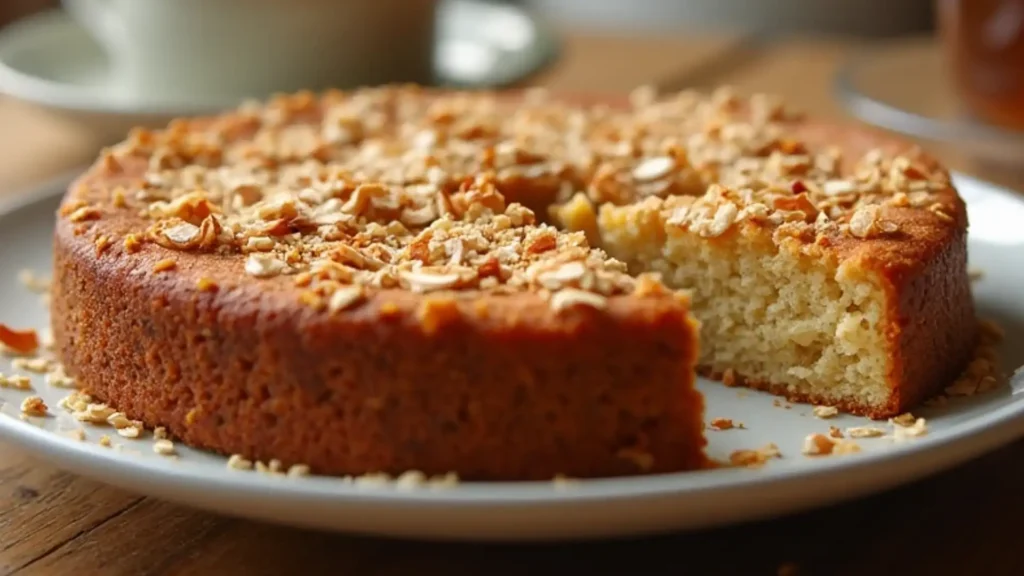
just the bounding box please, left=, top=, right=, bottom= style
left=890, top=412, right=917, bottom=427
left=153, top=438, right=176, bottom=455
left=709, top=417, right=737, bottom=430
left=801, top=433, right=834, bottom=456
left=729, top=443, right=781, bottom=468
left=811, top=405, right=838, bottom=419
left=20, top=396, right=48, bottom=416
left=847, top=426, right=885, bottom=439
left=67, top=86, right=957, bottom=323
left=0, top=373, right=32, bottom=390
left=891, top=417, right=928, bottom=441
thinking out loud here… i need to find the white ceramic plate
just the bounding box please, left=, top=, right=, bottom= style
left=1, top=172, right=1023, bottom=542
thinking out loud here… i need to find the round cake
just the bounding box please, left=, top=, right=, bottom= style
left=51, top=86, right=976, bottom=480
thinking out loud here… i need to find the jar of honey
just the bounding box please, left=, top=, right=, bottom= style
left=938, top=0, right=1024, bottom=131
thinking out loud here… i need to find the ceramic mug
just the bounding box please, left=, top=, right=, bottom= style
left=61, top=0, right=439, bottom=105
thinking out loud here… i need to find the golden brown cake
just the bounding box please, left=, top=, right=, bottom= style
left=51, top=85, right=976, bottom=480
left=51, top=88, right=706, bottom=481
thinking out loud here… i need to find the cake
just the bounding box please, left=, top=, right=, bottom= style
left=50, top=86, right=976, bottom=479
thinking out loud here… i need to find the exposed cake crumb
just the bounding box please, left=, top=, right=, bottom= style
left=968, top=267, right=984, bottom=282
left=832, top=440, right=861, bottom=455
left=153, top=426, right=168, bottom=440
left=20, top=396, right=47, bottom=417
left=828, top=425, right=843, bottom=439
left=812, top=405, right=838, bottom=419
left=98, top=435, right=113, bottom=447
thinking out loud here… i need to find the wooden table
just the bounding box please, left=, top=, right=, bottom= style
left=1, top=30, right=1022, bottom=576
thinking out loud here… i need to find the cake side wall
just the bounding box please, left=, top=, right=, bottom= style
left=50, top=221, right=706, bottom=480
left=884, top=227, right=977, bottom=414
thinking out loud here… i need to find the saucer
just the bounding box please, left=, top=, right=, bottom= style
left=834, top=36, right=1024, bottom=166
left=0, top=2, right=559, bottom=142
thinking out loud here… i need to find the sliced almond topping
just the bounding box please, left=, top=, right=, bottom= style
left=400, top=270, right=461, bottom=292
left=846, top=426, right=885, bottom=438
left=163, top=223, right=200, bottom=245
left=328, top=285, right=365, bottom=313
left=812, top=405, right=838, bottom=419
left=549, top=288, right=607, bottom=312
left=245, top=254, right=286, bottom=278
left=632, top=156, right=675, bottom=182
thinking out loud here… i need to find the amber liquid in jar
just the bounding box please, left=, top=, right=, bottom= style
left=938, top=0, right=1024, bottom=131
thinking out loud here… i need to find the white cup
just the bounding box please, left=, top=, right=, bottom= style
left=61, top=0, right=439, bottom=106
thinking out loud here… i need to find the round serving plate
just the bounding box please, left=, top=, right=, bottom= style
left=0, top=171, right=1023, bottom=542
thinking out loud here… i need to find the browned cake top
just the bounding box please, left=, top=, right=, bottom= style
left=60, top=85, right=965, bottom=314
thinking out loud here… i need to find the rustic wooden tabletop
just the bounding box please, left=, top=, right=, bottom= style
left=0, top=29, right=1021, bottom=576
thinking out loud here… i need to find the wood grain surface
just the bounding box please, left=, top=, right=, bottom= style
left=0, top=27, right=1021, bottom=576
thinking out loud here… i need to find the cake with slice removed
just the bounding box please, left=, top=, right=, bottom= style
left=50, top=85, right=975, bottom=481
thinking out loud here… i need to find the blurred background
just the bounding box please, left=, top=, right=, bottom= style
left=5, top=0, right=937, bottom=38
left=0, top=0, right=1021, bottom=191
